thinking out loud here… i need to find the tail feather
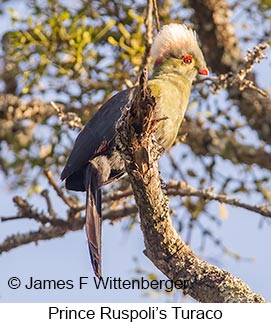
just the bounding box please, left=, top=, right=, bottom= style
left=85, top=165, right=102, bottom=278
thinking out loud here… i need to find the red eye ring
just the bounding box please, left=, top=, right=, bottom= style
left=182, top=54, right=193, bottom=64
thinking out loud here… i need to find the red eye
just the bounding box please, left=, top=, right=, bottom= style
left=182, top=54, right=193, bottom=64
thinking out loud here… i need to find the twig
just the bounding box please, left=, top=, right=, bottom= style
left=41, top=189, right=57, bottom=218
left=50, top=101, right=83, bottom=129
left=153, top=0, right=161, bottom=32
left=103, top=189, right=133, bottom=202
left=166, top=181, right=271, bottom=218
left=44, top=169, right=80, bottom=209
left=145, top=0, right=153, bottom=56
left=137, top=0, right=154, bottom=81
left=103, top=178, right=271, bottom=219
left=103, top=205, right=138, bottom=224
left=1, top=215, right=23, bottom=222
left=0, top=199, right=135, bottom=254
left=0, top=217, right=85, bottom=254
left=196, top=220, right=254, bottom=262
left=212, top=43, right=269, bottom=97
left=137, top=0, right=160, bottom=79
left=1, top=196, right=67, bottom=226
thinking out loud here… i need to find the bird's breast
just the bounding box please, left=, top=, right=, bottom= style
left=151, top=79, right=191, bottom=151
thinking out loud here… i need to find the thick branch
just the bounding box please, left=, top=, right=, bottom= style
left=116, top=69, right=266, bottom=302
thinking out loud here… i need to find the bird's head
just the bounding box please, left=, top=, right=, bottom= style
left=151, top=23, right=208, bottom=82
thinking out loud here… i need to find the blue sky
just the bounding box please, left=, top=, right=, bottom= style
left=0, top=0, right=271, bottom=303
left=1, top=159, right=270, bottom=302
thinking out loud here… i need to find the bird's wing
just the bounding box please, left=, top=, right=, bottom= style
left=61, top=87, right=135, bottom=180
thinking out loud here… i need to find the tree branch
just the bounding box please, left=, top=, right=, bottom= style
left=105, top=179, right=271, bottom=219
left=166, top=181, right=271, bottom=219
left=115, top=68, right=266, bottom=302
left=0, top=188, right=137, bottom=254
left=181, top=116, right=271, bottom=171
left=0, top=218, right=85, bottom=254
left=189, top=0, right=271, bottom=144
left=103, top=205, right=138, bottom=224
left=141, top=0, right=154, bottom=72
left=153, top=0, right=161, bottom=32
left=1, top=196, right=70, bottom=226
left=211, top=43, right=269, bottom=97
left=44, top=169, right=80, bottom=209
left=2, top=92, right=271, bottom=174
left=50, top=101, right=83, bottom=130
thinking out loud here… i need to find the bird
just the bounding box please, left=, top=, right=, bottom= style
left=61, top=23, right=208, bottom=278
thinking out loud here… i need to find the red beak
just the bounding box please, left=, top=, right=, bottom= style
left=199, top=67, right=209, bottom=76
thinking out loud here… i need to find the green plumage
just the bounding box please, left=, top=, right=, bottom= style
left=61, top=23, right=208, bottom=278
left=148, top=57, right=197, bottom=150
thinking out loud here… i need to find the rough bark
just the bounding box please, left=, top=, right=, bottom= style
left=1, top=93, right=270, bottom=173
left=115, top=69, right=266, bottom=303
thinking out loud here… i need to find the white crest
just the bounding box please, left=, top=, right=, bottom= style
left=150, top=23, right=199, bottom=61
